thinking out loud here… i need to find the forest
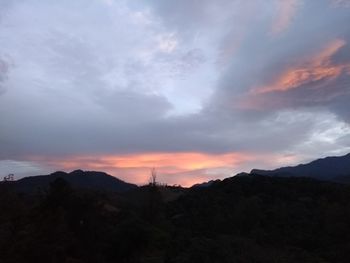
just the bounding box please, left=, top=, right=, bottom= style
left=1, top=174, right=350, bottom=263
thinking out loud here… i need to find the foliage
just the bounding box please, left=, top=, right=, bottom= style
left=1, top=175, right=350, bottom=262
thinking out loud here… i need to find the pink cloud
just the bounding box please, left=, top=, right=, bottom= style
left=271, top=0, right=302, bottom=35
left=252, top=39, right=349, bottom=94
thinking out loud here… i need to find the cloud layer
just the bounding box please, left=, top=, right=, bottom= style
left=0, top=0, right=350, bottom=185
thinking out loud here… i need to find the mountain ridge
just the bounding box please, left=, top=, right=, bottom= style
left=8, top=169, right=137, bottom=193
left=250, top=152, right=350, bottom=182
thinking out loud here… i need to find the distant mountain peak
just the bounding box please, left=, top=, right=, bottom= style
left=250, top=152, right=350, bottom=182
left=50, top=171, right=67, bottom=176
left=69, top=169, right=85, bottom=175
left=11, top=169, right=137, bottom=193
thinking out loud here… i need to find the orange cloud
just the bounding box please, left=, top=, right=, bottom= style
left=252, top=39, right=350, bottom=94
left=28, top=152, right=253, bottom=186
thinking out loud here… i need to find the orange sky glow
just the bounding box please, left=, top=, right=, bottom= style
left=253, top=39, right=350, bottom=94
left=26, top=152, right=303, bottom=187
left=30, top=152, right=251, bottom=186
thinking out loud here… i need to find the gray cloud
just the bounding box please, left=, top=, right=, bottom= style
left=206, top=0, right=350, bottom=120
left=0, top=0, right=350, bottom=183
left=0, top=56, right=10, bottom=95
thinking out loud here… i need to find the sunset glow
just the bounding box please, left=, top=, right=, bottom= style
left=1, top=0, right=350, bottom=186
left=253, top=39, right=350, bottom=94
left=27, top=152, right=253, bottom=186
left=1, top=2, right=350, bottom=261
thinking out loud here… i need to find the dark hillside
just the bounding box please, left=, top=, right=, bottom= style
left=1, top=175, right=350, bottom=262
left=251, top=153, right=350, bottom=181
left=10, top=170, right=137, bottom=193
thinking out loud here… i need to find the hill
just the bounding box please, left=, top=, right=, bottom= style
left=166, top=175, right=350, bottom=262
left=8, top=169, right=137, bottom=193
left=251, top=153, right=350, bottom=181
left=2, top=153, right=350, bottom=262
left=1, top=174, right=350, bottom=262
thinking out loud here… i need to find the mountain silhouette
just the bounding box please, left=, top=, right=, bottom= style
left=10, top=169, right=137, bottom=193
left=2, top=155, right=350, bottom=262
left=251, top=153, right=350, bottom=182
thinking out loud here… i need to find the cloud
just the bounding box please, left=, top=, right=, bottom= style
left=271, top=0, right=302, bottom=35
left=0, top=0, right=350, bottom=185
left=331, top=0, right=350, bottom=7
left=252, top=39, right=349, bottom=94
left=23, top=152, right=252, bottom=185
left=18, top=151, right=312, bottom=186
left=0, top=159, right=51, bottom=180
left=237, top=38, right=350, bottom=122
left=0, top=58, right=9, bottom=95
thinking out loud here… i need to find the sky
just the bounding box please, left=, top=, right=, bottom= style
left=1, top=0, right=350, bottom=186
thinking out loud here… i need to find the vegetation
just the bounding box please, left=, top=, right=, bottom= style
left=1, top=174, right=350, bottom=262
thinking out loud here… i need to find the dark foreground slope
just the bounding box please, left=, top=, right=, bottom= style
left=10, top=169, right=137, bottom=193
left=168, top=175, right=350, bottom=262
left=1, top=175, right=350, bottom=263
left=251, top=152, right=350, bottom=182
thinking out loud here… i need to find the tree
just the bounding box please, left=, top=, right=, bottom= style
left=147, top=168, right=162, bottom=222
left=3, top=174, right=14, bottom=181
left=149, top=167, right=157, bottom=187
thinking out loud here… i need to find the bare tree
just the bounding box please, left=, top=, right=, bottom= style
left=149, top=167, right=157, bottom=186
left=147, top=168, right=162, bottom=222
